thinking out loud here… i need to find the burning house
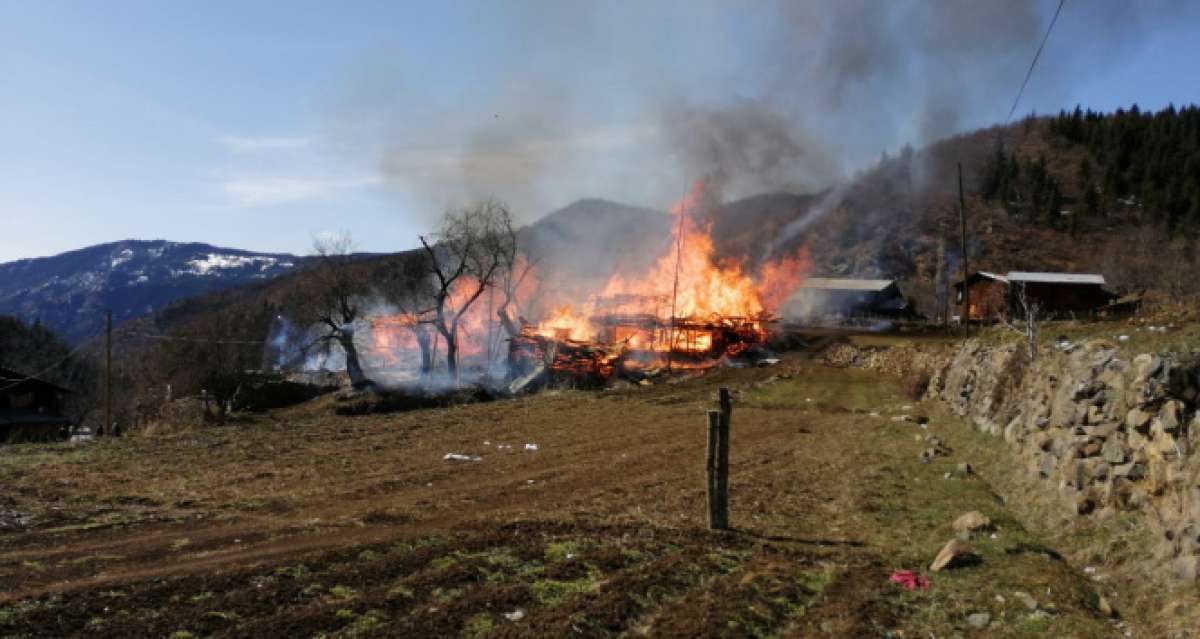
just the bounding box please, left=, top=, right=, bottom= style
left=954, top=271, right=1117, bottom=321
left=354, top=181, right=811, bottom=388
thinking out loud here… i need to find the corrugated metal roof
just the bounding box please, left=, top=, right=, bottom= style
left=800, top=278, right=895, bottom=292
left=1006, top=272, right=1106, bottom=285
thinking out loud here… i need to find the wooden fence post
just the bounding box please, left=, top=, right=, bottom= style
left=706, top=410, right=720, bottom=529
left=714, top=387, right=732, bottom=529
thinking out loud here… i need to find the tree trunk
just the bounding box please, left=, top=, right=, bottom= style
left=414, top=327, right=433, bottom=378
left=497, top=305, right=519, bottom=338
left=338, top=333, right=368, bottom=388
left=445, top=333, right=459, bottom=381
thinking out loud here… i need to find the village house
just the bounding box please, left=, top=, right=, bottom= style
left=784, top=278, right=913, bottom=323
left=0, top=366, right=72, bottom=443
left=954, top=271, right=1117, bottom=322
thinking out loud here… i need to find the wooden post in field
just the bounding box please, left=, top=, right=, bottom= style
left=104, top=309, right=112, bottom=438
left=714, top=387, right=731, bottom=529
left=958, top=162, right=969, bottom=328
left=706, top=410, right=720, bottom=529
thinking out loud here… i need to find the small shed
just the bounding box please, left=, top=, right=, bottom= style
left=0, top=367, right=72, bottom=443
left=784, top=278, right=911, bottom=322
left=954, top=272, right=1009, bottom=322
left=954, top=271, right=1116, bottom=321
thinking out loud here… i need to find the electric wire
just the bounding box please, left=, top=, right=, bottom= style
left=1007, top=0, right=1067, bottom=123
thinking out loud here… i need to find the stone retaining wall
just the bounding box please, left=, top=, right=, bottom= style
left=924, top=338, right=1200, bottom=583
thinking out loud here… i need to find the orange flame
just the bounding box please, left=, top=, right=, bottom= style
left=527, top=180, right=811, bottom=355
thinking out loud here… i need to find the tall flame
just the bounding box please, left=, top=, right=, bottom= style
left=529, top=179, right=811, bottom=346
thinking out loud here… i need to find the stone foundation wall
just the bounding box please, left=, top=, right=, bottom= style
left=925, top=338, right=1200, bottom=583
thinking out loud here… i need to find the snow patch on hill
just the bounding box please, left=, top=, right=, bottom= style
left=186, top=253, right=293, bottom=275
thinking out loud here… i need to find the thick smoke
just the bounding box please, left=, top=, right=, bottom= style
left=328, top=0, right=1168, bottom=227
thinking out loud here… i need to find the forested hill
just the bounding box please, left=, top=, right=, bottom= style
left=982, top=105, right=1200, bottom=235
left=781, top=104, right=1200, bottom=315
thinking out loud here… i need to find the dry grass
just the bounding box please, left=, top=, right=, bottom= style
left=0, top=357, right=1120, bottom=637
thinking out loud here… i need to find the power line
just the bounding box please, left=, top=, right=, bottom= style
left=126, top=332, right=266, bottom=345
left=1007, top=0, right=1067, bottom=123
left=0, top=328, right=268, bottom=395
left=0, top=332, right=103, bottom=393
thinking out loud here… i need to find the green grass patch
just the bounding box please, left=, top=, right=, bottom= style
left=530, top=572, right=601, bottom=607
left=431, top=586, right=463, bottom=603
left=464, top=612, right=495, bottom=638
left=326, top=585, right=358, bottom=601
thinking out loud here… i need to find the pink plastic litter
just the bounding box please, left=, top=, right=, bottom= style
left=889, top=569, right=930, bottom=590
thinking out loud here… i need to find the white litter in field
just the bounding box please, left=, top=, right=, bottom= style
left=503, top=610, right=525, bottom=622
left=891, top=415, right=913, bottom=423
left=901, top=404, right=913, bottom=411
left=758, top=358, right=782, bottom=366
left=1117, top=335, right=1129, bottom=342
left=805, top=398, right=812, bottom=403
left=496, top=444, right=513, bottom=450
left=526, top=479, right=535, bottom=484
left=483, top=440, right=491, bottom=446
left=443, top=453, right=482, bottom=462
left=524, top=443, right=539, bottom=451
left=869, top=411, right=880, bottom=417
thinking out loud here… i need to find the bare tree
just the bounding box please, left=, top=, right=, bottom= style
left=1002, top=282, right=1043, bottom=361
left=153, top=310, right=259, bottom=425
left=496, top=245, right=534, bottom=338
left=375, top=252, right=439, bottom=378
left=297, top=234, right=371, bottom=387
left=420, top=200, right=516, bottom=382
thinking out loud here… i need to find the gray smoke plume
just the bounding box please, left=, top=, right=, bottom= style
left=327, top=0, right=1172, bottom=226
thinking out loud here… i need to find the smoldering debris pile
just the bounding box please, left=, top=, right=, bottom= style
left=233, top=372, right=345, bottom=412
left=334, top=384, right=499, bottom=416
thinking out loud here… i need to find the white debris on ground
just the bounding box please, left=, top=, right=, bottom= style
left=757, top=358, right=782, bottom=367
left=1117, top=335, right=1129, bottom=342
left=503, top=610, right=526, bottom=622
left=0, top=509, right=32, bottom=530
left=524, top=443, right=539, bottom=451
left=443, top=453, right=482, bottom=462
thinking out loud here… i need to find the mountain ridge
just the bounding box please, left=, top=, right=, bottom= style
left=0, top=239, right=306, bottom=343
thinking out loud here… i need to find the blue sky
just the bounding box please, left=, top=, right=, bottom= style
left=2, top=0, right=1198, bottom=263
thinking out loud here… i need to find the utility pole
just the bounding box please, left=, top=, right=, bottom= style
left=105, top=309, right=112, bottom=438
left=958, top=162, right=969, bottom=327
left=667, top=180, right=688, bottom=372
